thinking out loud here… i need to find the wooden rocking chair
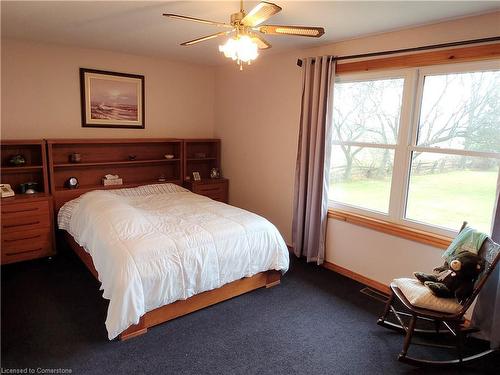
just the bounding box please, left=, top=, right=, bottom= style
left=377, top=222, right=500, bottom=366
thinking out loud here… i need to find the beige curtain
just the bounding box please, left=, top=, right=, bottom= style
left=292, top=56, right=335, bottom=264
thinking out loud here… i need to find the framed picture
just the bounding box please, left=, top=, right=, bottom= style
left=192, top=172, right=201, bottom=181
left=80, top=68, right=145, bottom=129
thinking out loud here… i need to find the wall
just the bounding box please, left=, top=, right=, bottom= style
left=1, top=39, right=215, bottom=139
left=325, top=221, right=444, bottom=285
left=2, top=11, right=498, bottom=287
left=214, top=49, right=303, bottom=239
left=214, top=11, right=500, bottom=283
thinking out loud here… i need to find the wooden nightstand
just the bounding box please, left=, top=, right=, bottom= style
left=184, top=178, right=229, bottom=203
left=1, top=194, right=56, bottom=265
left=1, top=140, right=54, bottom=265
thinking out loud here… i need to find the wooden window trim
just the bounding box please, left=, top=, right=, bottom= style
left=328, top=209, right=452, bottom=249
left=336, top=43, right=500, bottom=74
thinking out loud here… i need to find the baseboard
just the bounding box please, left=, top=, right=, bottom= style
left=290, top=246, right=390, bottom=295
left=323, top=261, right=390, bottom=295
left=322, top=262, right=473, bottom=324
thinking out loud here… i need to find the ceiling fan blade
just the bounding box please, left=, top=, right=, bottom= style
left=257, top=25, right=325, bottom=38
left=163, top=13, right=233, bottom=28
left=241, top=2, right=282, bottom=27
left=252, top=34, right=272, bottom=50
left=180, top=30, right=233, bottom=46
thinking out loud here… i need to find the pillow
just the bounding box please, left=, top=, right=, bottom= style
left=111, top=183, right=188, bottom=197
left=393, top=278, right=462, bottom=314
left=58, top=183, right=188, bottom=231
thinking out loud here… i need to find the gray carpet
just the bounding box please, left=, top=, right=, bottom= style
left=1, top=248, right=499, bottom=374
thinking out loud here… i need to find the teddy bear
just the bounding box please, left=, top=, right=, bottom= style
left=413, top=251, right=485, bottom=303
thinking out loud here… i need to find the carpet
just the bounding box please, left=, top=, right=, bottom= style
left=2, top=249, right=498, bottom=374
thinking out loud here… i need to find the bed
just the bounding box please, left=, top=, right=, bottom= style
left=58, top=183, right=289, bottom=340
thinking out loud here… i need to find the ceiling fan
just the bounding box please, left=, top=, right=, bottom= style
left=163, top=1, right=325, bottom=69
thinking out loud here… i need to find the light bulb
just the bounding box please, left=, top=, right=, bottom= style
left=219, top=35, right=259, bottom=68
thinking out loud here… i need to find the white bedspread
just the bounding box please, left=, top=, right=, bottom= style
left=58, top=184, right=289, bottom=339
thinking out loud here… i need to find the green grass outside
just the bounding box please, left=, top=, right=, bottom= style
left=330, top=170, right=498, bottom=233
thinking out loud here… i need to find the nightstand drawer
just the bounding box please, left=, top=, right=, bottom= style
left=184, top=178, right=228, bottom=204
left=1, top=200, right=49, bottom=219
left=1, top=214, right=50, bottom=233
left=1, top=242, right=53, bottom=264
left=195, top=184, right=225, bottom=194
left=2, top=228, right=52, bottom=250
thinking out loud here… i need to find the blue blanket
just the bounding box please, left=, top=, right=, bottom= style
left=442, top=226, right=488, bottom=262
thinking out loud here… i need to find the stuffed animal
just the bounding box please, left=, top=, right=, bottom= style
left=414, top=251, right=485, bottom=303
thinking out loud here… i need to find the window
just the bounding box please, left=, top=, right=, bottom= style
left=330, top=76, right=405, bottom=213
left=329, top=61, right=500, bottom=236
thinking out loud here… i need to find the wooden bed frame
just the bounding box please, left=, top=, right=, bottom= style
left=50, top=139, right=282, bottom=340
left=65, top=232, right=281, bottom=340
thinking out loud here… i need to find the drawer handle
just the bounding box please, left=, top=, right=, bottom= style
left=200, top=187, right=220, bottom=192
left=3, top=221, right=40, bottom=229
left=2, top=207, right=39, bottom=214
left=3, top=234, right=42, bottom=242
left=6, top=248, right=43, bottom=256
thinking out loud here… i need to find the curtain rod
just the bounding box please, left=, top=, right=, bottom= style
left=296, top=36, right=500, bottom=67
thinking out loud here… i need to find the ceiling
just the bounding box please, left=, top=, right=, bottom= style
left=2, top=1, right=499, bottom=65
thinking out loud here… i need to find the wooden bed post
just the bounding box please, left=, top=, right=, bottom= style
left=266, top=270, right=281, bottom=288
left=119, top=317, right=148, bottom=341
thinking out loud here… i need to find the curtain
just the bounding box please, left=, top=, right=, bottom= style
left=471, top=190, right=500, bottom=349
left=292, top=56, right=335, bottom=264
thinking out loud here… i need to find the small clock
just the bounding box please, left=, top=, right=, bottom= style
left=65, top=177, right=79, bottom=189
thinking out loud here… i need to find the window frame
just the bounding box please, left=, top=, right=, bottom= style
left=330, top=69, right=415, bottom=221
left=329, top=60, right=500, bottom=238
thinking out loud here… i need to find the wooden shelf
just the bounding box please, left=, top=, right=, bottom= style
left=48, top=139, right=183, bottom=205
left=0, top=192, right=50, bottom=202
left=46, top=139, right=223, bottom=210
left=1, top=140, right=49, bottom=194
left=47, top=138, right=182, bottom=145
left=186, top=157, right=217, bottom=161
left=53, top=159, right=180, bottom=168
left=184, top=140, right=221, bottom=180
left=55, top=180, right=181, bottom=193
left=1, top=165, right=43, bottom=173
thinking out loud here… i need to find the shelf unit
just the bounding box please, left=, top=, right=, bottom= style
left=47, top=139, right=183, bottom=210
left=1, top=139, right=49, bottom=195
left=1, top=140, right=55, bottom=264
left=53, top=159, right=180, bottom=168
left=183, top=139, right=221, bottom=180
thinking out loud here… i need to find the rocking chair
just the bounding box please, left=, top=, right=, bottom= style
left=377, top=222, right=500, bottom=366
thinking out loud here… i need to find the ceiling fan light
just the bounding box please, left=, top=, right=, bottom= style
left=219, top=35, right=259, bottom=65
left=236, top=35, right=259, bottom=62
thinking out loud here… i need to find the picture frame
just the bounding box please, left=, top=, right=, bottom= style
left=80, top=68, right=145, bottom=129
left=192, top=171, right=201, bottom=181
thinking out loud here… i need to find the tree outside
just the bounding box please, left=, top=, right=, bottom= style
left=330, top=70, right=500, bottom=232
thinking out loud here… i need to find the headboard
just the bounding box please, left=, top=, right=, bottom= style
left=47, top=139, right=184, bottom=211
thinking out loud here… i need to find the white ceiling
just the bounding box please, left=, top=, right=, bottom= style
left=2, top=1, right=499, bottom=65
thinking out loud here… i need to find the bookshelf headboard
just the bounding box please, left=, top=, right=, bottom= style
left=47, top=138, right=184, bottom=211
